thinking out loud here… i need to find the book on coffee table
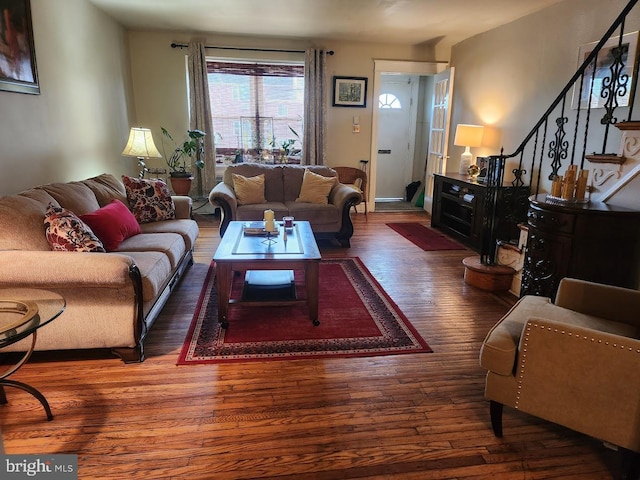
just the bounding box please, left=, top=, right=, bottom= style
left=242, top=221, right=280, bottom=236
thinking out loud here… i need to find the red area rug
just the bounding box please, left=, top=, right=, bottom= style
left=177, top=257, right=431, bottom=364
left=386, top=222, right=466, bottom=251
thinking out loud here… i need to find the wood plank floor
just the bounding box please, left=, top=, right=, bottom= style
left=0, top=211, right=625, bottom=479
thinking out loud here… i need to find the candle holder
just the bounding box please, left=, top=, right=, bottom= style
left=261, top=231, right=278, bottom=246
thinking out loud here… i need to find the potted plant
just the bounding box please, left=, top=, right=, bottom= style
left=271, top=126, right=301, bottom=163
left=160, top=127, right=206, bottom=195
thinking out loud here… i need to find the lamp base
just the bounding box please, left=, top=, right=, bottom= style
left=458, top=148, right=473, bottom=175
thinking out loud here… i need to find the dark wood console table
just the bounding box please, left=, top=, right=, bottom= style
left=521, top=194, right=640, bottom=298
left=431, top=173, right=529, bottom=251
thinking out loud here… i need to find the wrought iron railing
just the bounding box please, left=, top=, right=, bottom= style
left=481, top=0, right=640, bottom=265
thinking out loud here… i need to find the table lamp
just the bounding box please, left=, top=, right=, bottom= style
left=122, top=127, right=162, bottom=178
left=454, top=124, right=484, bottom=175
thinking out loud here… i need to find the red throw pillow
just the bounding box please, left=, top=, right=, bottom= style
left=80, top=199, right=141, bottom=251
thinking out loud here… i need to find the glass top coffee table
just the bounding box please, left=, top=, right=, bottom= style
left=213, top=220, right=321, bottom=329
left=0, top=288, right=66, bottom=421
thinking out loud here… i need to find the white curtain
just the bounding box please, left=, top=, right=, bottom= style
left=188, top=41, right=215, bottom=198
left=303, top=49, right=327, bottom=165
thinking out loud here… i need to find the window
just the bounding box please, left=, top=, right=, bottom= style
left=379, top=93, right=401, bottom=109
left=207, top=60, right=304, bottom=161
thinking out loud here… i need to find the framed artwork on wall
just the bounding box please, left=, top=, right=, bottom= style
left=571, top=31, right=639, bottom=110
left=0, top=0, right=40, bottom=95
left=332, top=76, right=367, bottom=108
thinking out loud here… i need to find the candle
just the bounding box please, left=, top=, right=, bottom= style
left=264, top=209, right=275, bottom=232
left=575, top=170, right=589, bottom=201
left=562, top=167, right=576, bottom=200
left=551, top=176, right=562, bottom=197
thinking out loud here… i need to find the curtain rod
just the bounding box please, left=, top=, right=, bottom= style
left=170, top=42, right=334, bottom=55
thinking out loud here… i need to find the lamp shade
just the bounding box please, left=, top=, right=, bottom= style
left=454, top=124, right=484, bottom=148
left=122, top=127, right=162, bottom=158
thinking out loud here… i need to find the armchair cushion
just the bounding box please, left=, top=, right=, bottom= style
left=232, top=173, right=267, bottom=205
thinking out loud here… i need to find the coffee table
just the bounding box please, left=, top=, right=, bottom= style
left=0, top=288, right=66, bottom=420
left=213, top=220, right=321, bottom=328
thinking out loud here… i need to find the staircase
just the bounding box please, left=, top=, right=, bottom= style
left=482, top=0, right=640, bottom=271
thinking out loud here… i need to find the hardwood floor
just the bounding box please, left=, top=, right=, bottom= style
left=0, top=211, right=625, bottom=479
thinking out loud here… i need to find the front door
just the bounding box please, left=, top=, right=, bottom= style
left=375, top=75, right=418, bottom=200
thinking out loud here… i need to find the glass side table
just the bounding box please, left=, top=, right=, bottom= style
left=0, top=288, right=65, bottom=421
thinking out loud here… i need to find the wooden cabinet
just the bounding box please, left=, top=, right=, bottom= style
left=431, top=173, right=529, bottom=252
left=521, top=194, right=640, bottom=298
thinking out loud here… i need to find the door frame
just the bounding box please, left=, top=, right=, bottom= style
left=369, top=60, right=449, bottom=211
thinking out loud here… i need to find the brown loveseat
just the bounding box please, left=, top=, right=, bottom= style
left=0, top=173, right=199, bottom=363
left=480, top=278, right=640, bottom=465
left=208, top=163, right=362, bottom=247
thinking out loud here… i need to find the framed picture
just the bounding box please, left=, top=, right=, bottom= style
left=0, top=0, right=39, bottom=95
left=332, top=76, right=367, bottom=108
left=571, top=31, right=639, bottom=110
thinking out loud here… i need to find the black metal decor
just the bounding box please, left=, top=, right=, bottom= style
left=479, top=0, right=640, bottom=266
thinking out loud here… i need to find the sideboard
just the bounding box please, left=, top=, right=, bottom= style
left=520, top=194, right=640, bottom=298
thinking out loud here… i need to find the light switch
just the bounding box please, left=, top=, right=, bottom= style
left=353, top=116, right=360, bottom=125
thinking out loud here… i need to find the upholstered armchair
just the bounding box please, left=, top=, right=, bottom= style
left=480, top=278, right=640, bottom=472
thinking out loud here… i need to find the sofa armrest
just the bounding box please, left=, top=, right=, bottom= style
left=209, top=182, right=238, bottom=211
left=172, top=195, right=192, bottom=219
left=516, top=317, right=640, bottom=451
left=329, top=183, right=362, bottom=210
left=209, top=182, right=238, bottom=236
left=555, top=278, right=640, bottom=328
left=0, top=250, right=136, bottom=287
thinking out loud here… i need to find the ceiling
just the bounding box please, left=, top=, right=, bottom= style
left=89, top=0, right=569, bottom=48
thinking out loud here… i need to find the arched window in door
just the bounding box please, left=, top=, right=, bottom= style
left=378, top=93, right=401, bottom=109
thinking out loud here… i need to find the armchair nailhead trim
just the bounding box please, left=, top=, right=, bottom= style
left=515, top=322, right=640, bottom=410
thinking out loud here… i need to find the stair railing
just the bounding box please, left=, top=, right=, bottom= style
left=481, top=0, right=640, bottom=265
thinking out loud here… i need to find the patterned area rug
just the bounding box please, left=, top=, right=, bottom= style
left=386, top=222, right=467, bottom=251
left=177, top=257, right=431, bottom=364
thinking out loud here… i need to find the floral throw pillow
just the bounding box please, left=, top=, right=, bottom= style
left=121, top=175, right=176, bottom=224
left=44, top=203, right=106, bottom=252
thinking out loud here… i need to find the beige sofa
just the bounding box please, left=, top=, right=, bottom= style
left=0, top=174, right=199, bottom=363
left=480, top=278, right=640, bottom=460
left=208, top=163, right=362, bottom=247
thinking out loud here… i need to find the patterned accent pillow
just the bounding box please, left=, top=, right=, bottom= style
left=121, top=176, right=176, bottom=224
left=44, top=203, right=106, bottom=252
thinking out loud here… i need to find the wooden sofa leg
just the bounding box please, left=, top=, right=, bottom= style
left=112, top=346, right=144, bottom=363
left=490, top=400, right=504, bottom=438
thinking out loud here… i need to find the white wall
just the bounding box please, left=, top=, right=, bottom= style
left=0, top=0, right=134, bottom=195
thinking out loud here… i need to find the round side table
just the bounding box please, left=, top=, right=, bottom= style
left=0, top=288, right=65, bottom=421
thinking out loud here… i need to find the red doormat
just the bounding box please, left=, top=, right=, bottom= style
left=177, top=257, right=431, bottom=364
left=386, top=222, right=466, bottom=251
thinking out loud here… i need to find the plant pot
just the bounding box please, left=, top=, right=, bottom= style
left=170, top=175, right=193, bottom=196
